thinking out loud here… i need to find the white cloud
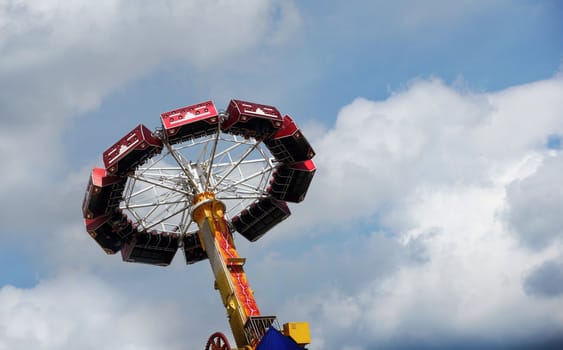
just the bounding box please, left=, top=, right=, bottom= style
left=0, top=271, right=191, bottom=350
left=505, top=154, right=563, bottom=250
left=524, top=256, right=563, bottom=298
left=284, top=76, right=563, bottom=233
left=0, top=0, right=301, bottom=162
left=0, top=0, right=303, bottom=232
left=0, top=0, right=297, bottom=74
left=276, top=183, right=563, bottom=349
left=253, top=75, right=563, bottom=349
left=268, top=1, right=302, bottom=45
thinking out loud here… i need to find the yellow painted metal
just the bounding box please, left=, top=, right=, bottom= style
left=192, top=192, right=260, bottom=349
left=282, top=322, right=311, bottom=346
left=192, top=192, right=313, bottom=348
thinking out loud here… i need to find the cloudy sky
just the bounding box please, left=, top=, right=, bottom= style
left=1, top=1, right=562, bottom=349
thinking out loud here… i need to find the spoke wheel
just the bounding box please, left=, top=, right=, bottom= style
left=82, top=99, right=316, bottom=259
left=205, top=332, right=231, bottom=350
left=120, top=132, right=275, bottom=236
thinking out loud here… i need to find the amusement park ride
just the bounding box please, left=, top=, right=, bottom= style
left=81, top=99, right=316, bottom=349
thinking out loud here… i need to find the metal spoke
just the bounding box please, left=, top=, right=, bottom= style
left=128, top=184, right=157, bottom=199
left=135, top=149, right=171, bottom=177
left=143, top=204, right=192, bottom=231
left=216, top=195, right=268, bottom=200
left=210, top=141, right=261, bottom=192
left=215, top=167, right=273, bottom=195
left=211, top=158, right=272, bottom=168
left=123, top=199, right=190, bottom=209
left=205, top=124, right=222, bottom=191
left=128, top=174, right=192, bottom=196
left=178, top=200, right=192, bottom=235
left=121, top=131, right=275, bottom=235
left=210, top=139, right=246, bottom=160
left=164, top=139, right=201, bottom=193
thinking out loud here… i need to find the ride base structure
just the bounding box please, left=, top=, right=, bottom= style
left=81, top=99, right=316, bottom=349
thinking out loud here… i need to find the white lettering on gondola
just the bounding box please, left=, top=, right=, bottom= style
left=108, top=138, right=139, bottom=164
left=169, top=109, right=212, bottom=125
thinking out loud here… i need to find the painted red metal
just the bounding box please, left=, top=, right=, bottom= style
left=85, top=212, right=136, bottom=254
left=121, top=230, right=179, bottom=266
left=160, top=100, right=219, bottom=143
left=85, top=214, right=123, bottom=254
left=231, top=197, right=291, bottom=242
left=82, top=167, right=126, bottom=219
left=205, top=332, right=231, bottom=350
left=222, top=99, right=283, bottom=138
left=268, top=160, right=316, bottom=203
left=211, top=215, right=261, bottom=318
left=103, top=124, right=162, bottom=175
left=182, top=231, right=208, bottom=264
left=265, top=115, right=316, bottom=163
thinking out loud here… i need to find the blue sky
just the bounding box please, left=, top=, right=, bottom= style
left=1, top=1, right=562, bottom=349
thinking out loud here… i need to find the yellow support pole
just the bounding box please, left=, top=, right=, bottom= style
left=192, top=192, right=261, bottom=349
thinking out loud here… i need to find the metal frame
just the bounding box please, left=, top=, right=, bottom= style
left=120, top=131, right=276, bottom=236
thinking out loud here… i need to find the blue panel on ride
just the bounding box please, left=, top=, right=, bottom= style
left=256, top=328, right=302, bottom=350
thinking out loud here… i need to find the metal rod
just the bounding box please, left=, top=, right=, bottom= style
left=205, top=124, right=222, bottom=191
left=211, top=141, right=261, bottom=191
